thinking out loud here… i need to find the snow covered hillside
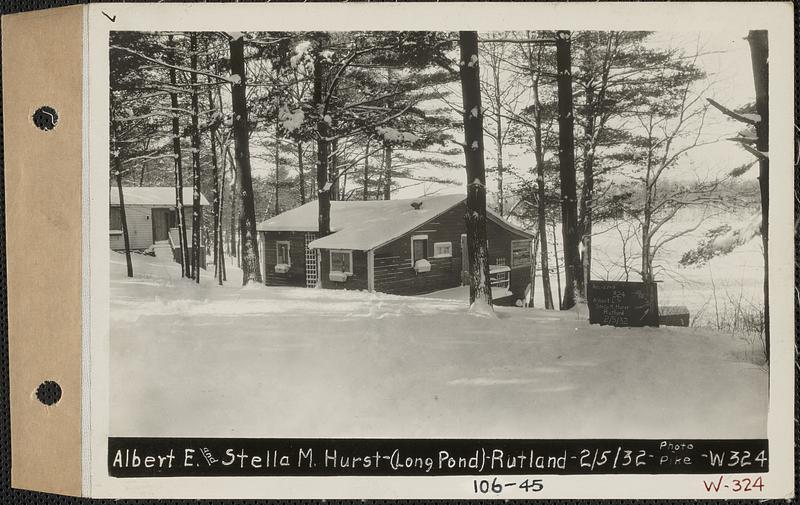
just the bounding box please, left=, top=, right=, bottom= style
left=109, top=251, right=767, bottom=439
left=593, top=208, right=764, bottom=320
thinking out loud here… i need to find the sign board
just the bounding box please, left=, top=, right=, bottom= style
left=587, top=280, right=659, bottom=327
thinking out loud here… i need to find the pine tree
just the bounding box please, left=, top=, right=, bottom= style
left=458, top=31, right=493, bottom=311
left=189, top=33, right=203, bottom=282
left=748, top=29, right=769, bottom=362
left=514, top=32, right=558, bottom=310
left=272, top=31, right=457, bottom=233
left=555, top=31, right=583, bottom=309
left=111, top=123, right=133, bottom=278
left=229, top=33, right=263, bottom=284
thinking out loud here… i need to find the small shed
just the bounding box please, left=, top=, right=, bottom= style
left=256, top=194, right=535, bottom=305
left=109, top=186, right=209, bottom=251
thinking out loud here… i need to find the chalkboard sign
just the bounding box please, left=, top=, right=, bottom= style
left=587, top=280, right=659, bottom=327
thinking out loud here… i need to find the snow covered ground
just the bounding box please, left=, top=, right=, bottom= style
left=109, top=250, right=767, bottom=439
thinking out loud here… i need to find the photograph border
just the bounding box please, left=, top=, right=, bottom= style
left=84, top=1, right=795, bottom=500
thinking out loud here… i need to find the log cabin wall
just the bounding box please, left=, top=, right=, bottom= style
left=372, top=201, right=533, bottom=298
left=319, top=249, right=369, bottom=290
left=373, top=202, right=467, bottom=296
left=262, top=231, right=308, bottom=287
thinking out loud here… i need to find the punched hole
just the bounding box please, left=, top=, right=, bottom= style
left=32, top=106, right=58, bottom=131
left=35, top=380, right=62, bottom=406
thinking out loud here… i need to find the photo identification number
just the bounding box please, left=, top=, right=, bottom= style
left=472, top=477, right=543, bottom=494
left=703, top=475, right=765, bottom=494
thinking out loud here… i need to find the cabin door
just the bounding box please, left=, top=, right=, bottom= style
left=151, top=208, right=172, bottom=242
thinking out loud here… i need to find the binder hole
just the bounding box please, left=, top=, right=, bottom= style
left=32, top=106, right=58, bottom=131
left=35, top=380, right=62, bottom=406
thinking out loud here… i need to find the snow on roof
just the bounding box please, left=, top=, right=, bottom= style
left=110, top=186, right=209, bottom=206
left=257, top=193, right=533, bottom=251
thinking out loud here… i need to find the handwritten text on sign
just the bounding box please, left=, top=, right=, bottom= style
left=587, top=280, right=659, bottom=327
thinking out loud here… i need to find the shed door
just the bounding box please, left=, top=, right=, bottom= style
left=152, top=208, right=173, bottom=242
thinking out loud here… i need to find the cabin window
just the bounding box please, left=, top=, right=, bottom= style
left=411, top=235, right=428, bottom=263
left=276, top=241, right=291, bottom=266
left=433, top=241, right=452, bottom=258
left=490, top=265, right=511, bottom=290
left=330, top=249, right=353, bottom=275
left=510, top=239, right=532, bottom=267
left=110, top=207, right=122, bottom=231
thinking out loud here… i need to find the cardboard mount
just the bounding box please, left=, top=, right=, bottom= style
left=2, top=5, right=85, bottom=497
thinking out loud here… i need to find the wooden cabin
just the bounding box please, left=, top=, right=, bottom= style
left=109, top=187, right=209, bottom=263
left=256, top=194, right=535, bottom=305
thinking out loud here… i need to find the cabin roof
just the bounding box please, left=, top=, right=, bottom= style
left=256, top=193, right=533, bottom=251
left=110, top=186, right=209, bottom=207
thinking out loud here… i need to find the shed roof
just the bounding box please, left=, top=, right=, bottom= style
left=256, top=193, right=533, bottom=251
left=110, top=186, right=209, bottom=206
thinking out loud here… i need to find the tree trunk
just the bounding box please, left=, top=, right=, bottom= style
left=459, top=31, right=493, bottom=310
left=228, top=148, right=238, bottom=260
left=536, top=169, right=554, bottom=310
left=274, top=116, right=281, bottom=215
left=214, top=79, right=228, bottom=283
left=530, top=231, right=539, bottom=307
left=494, top=73, right=504, bottom=216
left=313, top=43, right=332, bottom=237
left=748, top=29, right=769, bottom=362
left=168, top=35, right=190, bottom=278
left=640, top=231, right=651, bottom=282
left=579, top=86, right=596, bottom=297
left=229, top=34, right=262, bottom=285
left=640, top=188, right=653, bottom=282
left=138, top=157, right=146, bottom=186
left=207, top=84, right=220, bottom=281
left=382, top=144, right=393, bottom=200
left=218, top=146, right=227, bottom=285
left=375, top=146, right=385, bottom=200
left=551, top=218, right=563, bottom=310
left=340, top=170, right=347, bottom=201
left=529, top=55, right=555, bottom=310
left=555, top=30, right=584, bottom=309
left=363, top=140, right=370, bottom=200
left=189, top=33, right=202, bottom=283
left=382, top=68, right=395, bottom=201
left=114, top=160, right=133, bottom=278
left=297, top=142, right=306, bottom=204
left=329, top=138, right=339, bottom=201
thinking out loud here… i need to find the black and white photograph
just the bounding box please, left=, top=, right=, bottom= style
left=1, top=0, right=794, bottom=500
left=107, top=25, right=772, bottom=441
